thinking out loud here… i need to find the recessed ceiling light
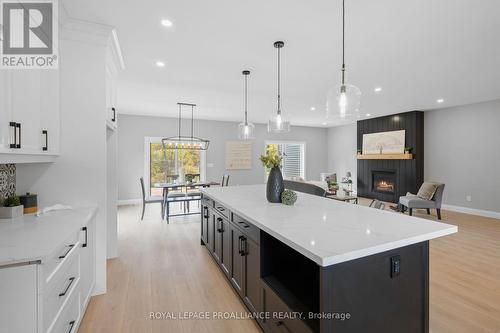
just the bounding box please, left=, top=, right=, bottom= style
left=366, top=113, right=371, bottom=117
left=311, top=106, right=316, bottom=111
left=155, top=61, right=166, bottom=67
left=161, top=19, right=173, bottom=27
left=437, top=98, right=444, bottom=104
left=374, top=87, right=382, bottom=93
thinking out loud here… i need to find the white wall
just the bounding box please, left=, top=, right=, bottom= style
left=117, top=114, right=328, bottom=201
left=424, top=99, right=500, bottom=213
left=16, top=35, right=108, bottom=294
left=327, top=124, right=357, bottom=191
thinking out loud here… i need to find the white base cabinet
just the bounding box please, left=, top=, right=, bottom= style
left=0, top=215, right=95, bottom=333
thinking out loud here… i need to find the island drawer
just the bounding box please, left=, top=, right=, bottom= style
left=262, top=282, right=313, bottom=333
left=201, top=195, right=214, bottom=208
left=232, top=213, right=260, bottom=244
left=42, top=232, right=80, bottom=286
left=213, top=201, right=229, bottom=219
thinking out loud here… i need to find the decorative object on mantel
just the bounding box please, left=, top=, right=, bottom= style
left=162, top=103, right=210, bottom=150
left=362, top=130, right=405, bottom=154
left=268, top=41, right=291, bottom=133
left=326, top=0, right=361, bottom=119
left=260, top=148, right=284, bottom=203
left=238, top=70, right=255, bottom=140
left=0, top=195, right=23, bottom=219
left=357, top=149, right=362, bottom=155
left=404, top=147, right=413, bottom=154
left=281, top=189, right=297, bottom=206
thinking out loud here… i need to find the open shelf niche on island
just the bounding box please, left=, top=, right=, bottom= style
left=261, top=231, right=320, bottom=332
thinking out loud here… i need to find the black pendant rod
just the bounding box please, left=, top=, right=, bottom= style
left=243, top=70, right=250, bottom=124
left=274, top=41, right=284, bottom=115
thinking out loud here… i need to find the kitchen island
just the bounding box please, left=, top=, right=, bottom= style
left=200, top=185, right=457, bottom=333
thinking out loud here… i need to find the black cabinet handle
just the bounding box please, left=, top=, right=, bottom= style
left=58, top=244, right=74, bottom=259
left=42, top=130, right=48, bottom=151
left=67, top=320, right=76, bottom=333
left=203, top=206, right=209, bottom=219
left=216, top=217, right=224, bottom=233
left=16, top=123, right=21, bottom=148
left=9, top=122, right=17, bottom=148
left=82, top=226, right=88, bottom=247
left=112, top=107, right=116, bottom=122
left=238, top=236, right=247, bottom=256
left=59, top=277, right=75, bottom=297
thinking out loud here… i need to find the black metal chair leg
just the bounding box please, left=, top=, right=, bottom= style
left=426, top=208, right=430, bottom=215
left=409, top=208, right=413, bottom=216
left=166, top=202, right=170, bottom=224
left=437, top=208, right=442, bottom=220
left=141, top=202, right=145, bottom=221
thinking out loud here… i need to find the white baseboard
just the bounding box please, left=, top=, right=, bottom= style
left=118, top=198, right=142, bottom=206
left=442, top=204, right=500, bottom=220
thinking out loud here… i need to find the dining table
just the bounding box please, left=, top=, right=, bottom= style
left=153, top=181, right=220, bottom=220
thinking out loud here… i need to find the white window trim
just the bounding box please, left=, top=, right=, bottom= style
left=264, top=140, right=306, bottom=180
left=144, top=137, right=207, bottom=196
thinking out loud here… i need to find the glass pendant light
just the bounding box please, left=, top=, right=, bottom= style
left=268, top=41, right=291, bottom=133
left=238, top=70, right=255, bottom=140
left=326, top=0, right=361, bottom=119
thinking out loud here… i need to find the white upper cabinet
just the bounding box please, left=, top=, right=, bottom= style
left=0, top=69, right=60, bottom=163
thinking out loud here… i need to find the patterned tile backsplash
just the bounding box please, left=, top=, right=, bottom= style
left=0, top=164, right=16, bottom=199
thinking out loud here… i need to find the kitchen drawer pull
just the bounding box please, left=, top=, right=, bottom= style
left=82, top=227, right=88, bottom=247
left=9, top=122, right=17, bottom=148
left=58, top=244, right=75, bottom=259
left=42, top=130, right=48, bottom=151
left=216, top=206, right=225, bottom=211
left=239, top=236, right=247, bottom=256
left=112, top=107, right=116, bottom=122
left=67, top=320, right=76, bottom=333
left=16, top=123, right=21, bottom=148
left=203, top=206, right=209, bottom=219
left=59, top=277, right=76, bottom=297
left=238, top=221, right=250, bottom=228
left=216, top=217, right=224, bottom=233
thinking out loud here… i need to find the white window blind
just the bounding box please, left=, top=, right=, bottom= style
left=266, top=142, right=305, bottom=180
left=282, top=144, right=303, bottom=179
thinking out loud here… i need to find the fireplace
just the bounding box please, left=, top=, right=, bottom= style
left=373, top=170, right=396, bottom=195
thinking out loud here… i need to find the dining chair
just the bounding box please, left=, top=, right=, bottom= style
left=221, top=174, right=230, bottom=187
left=140, top=177, right=163, bottom=220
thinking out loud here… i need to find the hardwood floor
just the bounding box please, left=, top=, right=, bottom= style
left=79, top=202, right=500, bottom=333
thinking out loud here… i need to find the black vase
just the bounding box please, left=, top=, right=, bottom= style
left=266, top=166, right=284, bottom=203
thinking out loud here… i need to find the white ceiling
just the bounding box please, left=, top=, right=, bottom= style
left=63, top=0, right=500, bottom=127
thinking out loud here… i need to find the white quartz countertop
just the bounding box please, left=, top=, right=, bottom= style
left=0, top=207, right=97, bottom=266
left=201, top=185, right=457, bottom=266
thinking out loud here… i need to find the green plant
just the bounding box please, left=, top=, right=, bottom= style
left=259, top=148, right=282, bottom=169
left=357, top=148, right=362, bottom=154
left=404, top=147, right=413, bottom=153
left=281, top=189, right=297, bottom=206
left=3, top=195, right=21, bottom=207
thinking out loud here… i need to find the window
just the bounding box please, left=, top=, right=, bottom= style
left=145, top=137, right=206, bottom=196
left=265, top=141, right=306, bottom=180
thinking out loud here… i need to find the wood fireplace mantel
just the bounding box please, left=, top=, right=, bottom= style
left=357, top=153, right=413, bottom=160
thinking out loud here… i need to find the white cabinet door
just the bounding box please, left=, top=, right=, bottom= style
left=80, top=217, right=95, bottom=310
left=0, top=264, right=38, bottom=333
left=0, top=71, right=14, bottom=150
left=105, top=66, right=117, bottom=129
left=40, top=70, right=60, bottom=154
left=11, top=71, right=42, bottom=152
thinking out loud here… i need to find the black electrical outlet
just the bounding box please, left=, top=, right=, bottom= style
left=390, top=255, right=401, bottom=278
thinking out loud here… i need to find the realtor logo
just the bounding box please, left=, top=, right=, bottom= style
left=0, top=0, right=58, bottom=69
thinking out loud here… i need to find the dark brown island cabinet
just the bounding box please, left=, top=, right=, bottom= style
left=200, top=193, right=450, bottom=333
